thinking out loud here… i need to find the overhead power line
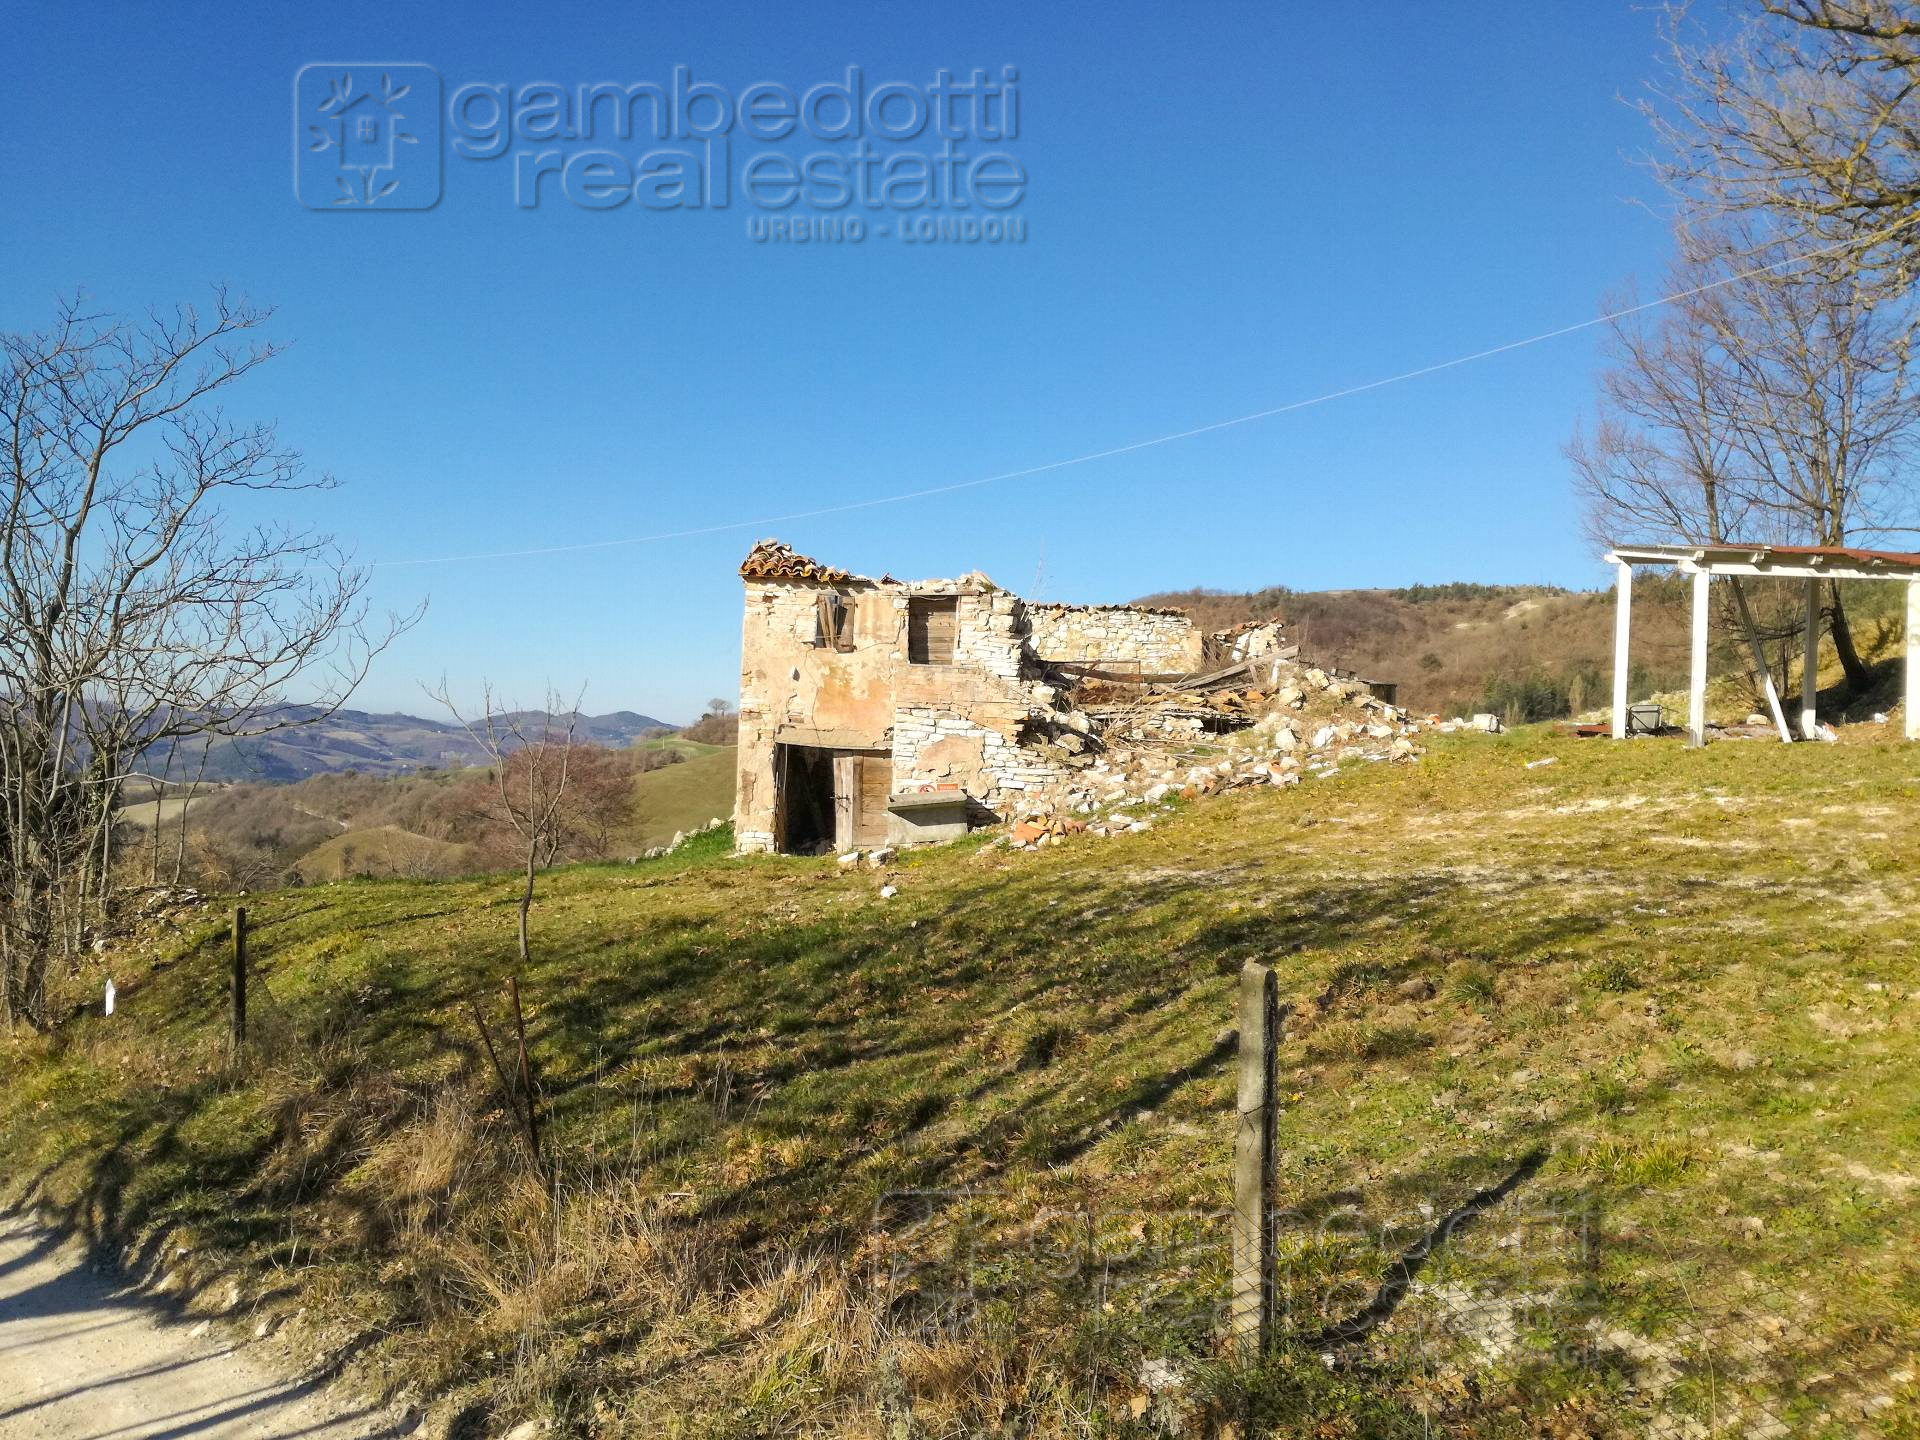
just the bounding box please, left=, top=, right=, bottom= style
left=373, top=215, right=1919, bottom=571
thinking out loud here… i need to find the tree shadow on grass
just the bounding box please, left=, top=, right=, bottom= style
left=1302, top=1146, right=1549, bottom=1347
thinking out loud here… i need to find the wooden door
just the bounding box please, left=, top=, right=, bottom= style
left=854, top=755, right=892, bottom=847
left=832, top=755, right=858, bottom=852
left=908, top=597, right=958, bottom=665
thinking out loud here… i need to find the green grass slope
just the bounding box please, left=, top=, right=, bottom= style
left=619, top=744, right=735, bottom=852
left=4, top=738, right=1919, bottom=1436
left=291, top=824, right=475, bottom=883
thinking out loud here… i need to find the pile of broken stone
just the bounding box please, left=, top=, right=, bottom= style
left=637, top=815, right=730, bottom=861
left=85, top=884, right=212, bottom=956
left=1004, top=663, right=1426, bottom=850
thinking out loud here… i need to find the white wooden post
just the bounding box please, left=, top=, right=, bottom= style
left=1801, top=579, right=1820, bottom=741
left=1688, top=568, right=1711, bottom=748
left=1611, top=562, right=1632, bottom=739
left=1906, top=579, right=1920, bottom=742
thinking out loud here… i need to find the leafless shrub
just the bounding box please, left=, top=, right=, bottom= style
left=0, top=290, right=416, bottom=1028
left=425, top=684, right=592, bottom=963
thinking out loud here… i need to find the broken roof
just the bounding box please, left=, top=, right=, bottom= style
left=1026, top=600, right=1192, bottom=619
left=734, top=541, right=990, bottom=595
left=739, top=540, right=862, bottom=584
left=738, top=540, right=1196, bottom=614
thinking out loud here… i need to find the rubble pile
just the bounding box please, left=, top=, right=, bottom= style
left=86, top=885, right=213, bottom=958
left=1004, top=653, right=1428, bottom=849
left=639, top=815, right=730, bottom=861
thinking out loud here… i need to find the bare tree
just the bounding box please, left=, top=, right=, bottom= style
left=0, top=291, right=415, bottom=1029
left=1568, top=263, right=1755, bottom=550
left=682, top=696, right=740, bottom=745
left=1650, top=2, right=1920, bottom=285
left=427, top=683, right=584, bottom=965
left=1571, top=222, right=1920, bottom=690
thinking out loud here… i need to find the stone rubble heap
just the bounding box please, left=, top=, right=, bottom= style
left=85, top=884, right=213, bottom=958
left=638, top=815, right=730, bottom=861
left=1004, top=662, right=1428, bottom=849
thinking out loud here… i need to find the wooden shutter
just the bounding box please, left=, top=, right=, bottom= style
left=909, top=597, right=958, bottom=665
left=814, top=592, right=856, bottom=652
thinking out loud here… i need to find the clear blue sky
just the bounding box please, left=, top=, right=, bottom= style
left=5, top=2, right=1705, bottom=722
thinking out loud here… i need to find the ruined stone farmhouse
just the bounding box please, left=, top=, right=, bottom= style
left=733, top=540, right=1218, bottom=854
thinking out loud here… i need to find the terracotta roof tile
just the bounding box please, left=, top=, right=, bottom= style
left=739, top=539, right=856, bottom=584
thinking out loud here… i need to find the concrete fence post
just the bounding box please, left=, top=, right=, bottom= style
left=230, top=905, right=248, bottom=1055
left=1232, top=961, right=1283, bottom=1356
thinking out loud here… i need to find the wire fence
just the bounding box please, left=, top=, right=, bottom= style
left=1311, top=1201, right=1901, bottom=1438
left=198, top=923, right=1908, bottom=1435
left=870, top=1182, right=1904, bottom=1436
left=869, top=964, right=1905, bottom=1437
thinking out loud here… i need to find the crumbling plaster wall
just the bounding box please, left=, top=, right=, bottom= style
left=1025, top=603, right=1203, bottom=672
left=890, top=585, right=1068, bottom=810
left=735, top=578, right=897, bottom=852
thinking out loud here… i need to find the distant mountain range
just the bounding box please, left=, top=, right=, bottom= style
left=143, top=708, right=677, bottom=783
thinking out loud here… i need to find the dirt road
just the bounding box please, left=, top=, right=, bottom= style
left=0, top=1210, right=402, bottom=1439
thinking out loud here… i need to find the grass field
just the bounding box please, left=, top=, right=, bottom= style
left=4, top=731, right=1918, bottom=1437
left=634, top=736, right=732, bottom=760
left=292, top=824, right=473, bottom=883
left=620, top=744, right=735, bottom=852
left=112, top=792, right=212, bottom=830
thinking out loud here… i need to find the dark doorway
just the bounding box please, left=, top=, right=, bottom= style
left=779, top=745, right=837, bottom=854
left=776, top=744, right=893, bottom=854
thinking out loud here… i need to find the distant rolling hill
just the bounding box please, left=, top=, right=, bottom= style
left=277, top=746, right=736, bottom=879
left=1137, top=575, right=1913, bottom=721
left=293, top=824, right=475, bottom=884
left=147, top=707, right=678, bottom=783
left=620, top=746, right=737, bottom=853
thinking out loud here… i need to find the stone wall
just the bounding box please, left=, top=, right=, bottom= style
left=1025, top=603, right=1203, bottom=673
left=734, top=553, right=1204, bottom=852
left=735, top=575, right=1074, bottom=850
left=890, top=706, right=1067, bottom=806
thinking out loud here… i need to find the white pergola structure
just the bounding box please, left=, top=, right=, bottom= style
left=1603, top=542, right=1920, bottom=747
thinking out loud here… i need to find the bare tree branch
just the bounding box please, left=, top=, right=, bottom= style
left=0, top=290, right=420, bottom=1029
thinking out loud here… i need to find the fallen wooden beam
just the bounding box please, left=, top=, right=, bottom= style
left=1051, top=662, right=1191, bottom=685
left=1170, top=659, right=1256, bottom=692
